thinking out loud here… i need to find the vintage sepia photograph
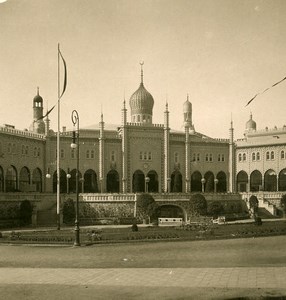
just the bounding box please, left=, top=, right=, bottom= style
left=0, top=0, right=286, bottom=299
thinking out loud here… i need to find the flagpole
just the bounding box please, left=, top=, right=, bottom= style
left=57, top=43, right=61, bottom=230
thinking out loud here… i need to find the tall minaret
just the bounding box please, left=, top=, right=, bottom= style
left=228, top=116, right=235, bottom=192
left=164, top=101, right=170, bottom=192
left=121, top=99, right=128, bottom=193
left=44, top=100, right=50, bottom=136
left=183, top=95, right=192, bottom=193
left=99, top=112, right=105, bottom=193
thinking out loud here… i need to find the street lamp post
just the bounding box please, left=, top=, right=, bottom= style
left=71, top=110, right=80, bottom=246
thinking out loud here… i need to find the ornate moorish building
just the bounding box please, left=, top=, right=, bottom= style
left=0, top=66, right=285, bottom=204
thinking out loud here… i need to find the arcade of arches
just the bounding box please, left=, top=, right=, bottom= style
left=237, top=169, right=286, bottom=192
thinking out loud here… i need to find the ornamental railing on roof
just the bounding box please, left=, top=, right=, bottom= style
left=0, top=126, right=45, bottom=140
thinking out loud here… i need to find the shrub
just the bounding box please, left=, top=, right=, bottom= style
left=189, top=194, right=207, bottom=216
left=131, top=223, right=138, bottom=232
left=281, top=194, right=286, bottom=216
left=208, top=201, right=224, bottom=218
left=136, top=193, right=158, bottom=222
left=19, top=200, right=33, bottom=226
left=62, top=199, right=75, bottom=224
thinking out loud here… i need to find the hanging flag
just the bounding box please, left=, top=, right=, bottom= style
left=36, top=105, right=56, bottom=121
left=58, top=44, right=67, bottom=99
left=245, top=75, right=286, bottom=107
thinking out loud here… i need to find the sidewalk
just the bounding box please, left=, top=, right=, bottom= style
left=1, top=267, right=286, bottom=289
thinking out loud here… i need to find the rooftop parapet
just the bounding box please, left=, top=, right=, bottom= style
left=0, top=125, right=45, bottom=140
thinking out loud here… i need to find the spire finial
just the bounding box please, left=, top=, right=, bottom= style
left=140, top=61, right=144, bottom=84
left=37, top=87, right=39, bottom=95
left=187, top=93, right=189, bottom=101
left=165, top=94, right=168, bottom=111
left=231, top=112, right=233, bottom=127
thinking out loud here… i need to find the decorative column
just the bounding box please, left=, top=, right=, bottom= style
left=99, top=113, right=105, bottom=193
left=121, top=100, right=128, bottom=193
left=185, top=125, right=190, bottom=192
left=163, top=102, right=170, bottom=193
left=228, top=119, right=235, bottom=192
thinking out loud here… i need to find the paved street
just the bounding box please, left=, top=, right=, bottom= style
left=1, top=236, right=286, bottom=299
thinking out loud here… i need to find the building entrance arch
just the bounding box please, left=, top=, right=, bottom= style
left=132, top=170, right=145, bottom=193
left=106, top=170, right=119, bottom=193
left=147, top=170, right=158, bottom=193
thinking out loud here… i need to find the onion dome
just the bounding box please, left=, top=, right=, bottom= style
left=129, top=82, right=154, bottom=115
left=245, top=113, right=256, bottom=131
left=183, top=95, right=192, bottom=113
left=33, top=87, right=43, bottom=104
left=129, top=62, right=154, bottom=123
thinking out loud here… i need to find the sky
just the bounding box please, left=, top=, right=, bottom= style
left=0, top=0, right=286, bottom=139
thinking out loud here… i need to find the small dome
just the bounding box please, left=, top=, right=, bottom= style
left=33, top=87, right=43, bottom=103
left=129, top=82, right=154, bottom=115
left=246, top=113, right=256, bottom=131
left=183, top=98, right=192, bottom=112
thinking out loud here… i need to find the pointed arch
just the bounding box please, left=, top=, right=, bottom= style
left=84, top=169, right=98, bottom=193
left=171, top=170, right=182, bottom=193
left=217, top=171, right=227, bottom=192
left=191, top=171, right=202, bottom=192
left=147, top=170, right=159, bottom=193
left=205, top=171, right=214, bottom=193
left=250, top=170, right=262, bottom=192
left=106, top=170, right=119, bottom=193
left=19, top=167, right=31, bottom=192
left=132, top=170, right=145, bottom=193
left=6, top=165, right=18, bottom=192
left=32, top=168, right=42, bottom=192
left=53, top=169, right=67, bottom=193
left=70, top=169, right=83, bottom=193
left=237, top=170, right=248, bottom=192
left=264, top=169, right=277, bottom=192
left=278, top=169, right=286, bottom=191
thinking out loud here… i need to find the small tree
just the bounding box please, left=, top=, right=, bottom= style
left=62, top=198, right=75, bottom=224
left=136, top=193, right=158, bottom=223
left=281, top=194, right=286, bottom=217
left=189, top=193, right=207, bottom=216
left=249, top=195, right=259, bottom=218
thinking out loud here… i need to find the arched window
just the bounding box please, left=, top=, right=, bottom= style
left=139, top=152, right=143, bottom=160
left=256, top=152, right=260, bottom=161
left=25, top=146, right=29, bottom=155
left=60, top=149, right=65, bottom=159
left=209, top=154, right=213, bottom=162
left=281, top=151, right=285, bottom=159
left=148, top=152, right=152, bottom=160
left=192, top=153, right=196, bottom=162
left=174, top=152, right=179, bottom=163
left=252, top=153, right=256, bottom=161
left=271, top=151, right=275, bottom=160
left=197, top=153, right=200, bottom=161
left=71, top=149, right=75, bottom=159
left=238, top=153, right=242, bottom=162
left=242, top=153, right=246, bottom=161
left=221, top=154, right=225, bottom=162
left=205, top=154, right=209, bottom=162
left=90, top=150, right=95, bottom=159
left=86, top=150, right=90, bottom=159
left=266, top=151, right=270, bottom=160
left=111, top=150, right=115, bottom=162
